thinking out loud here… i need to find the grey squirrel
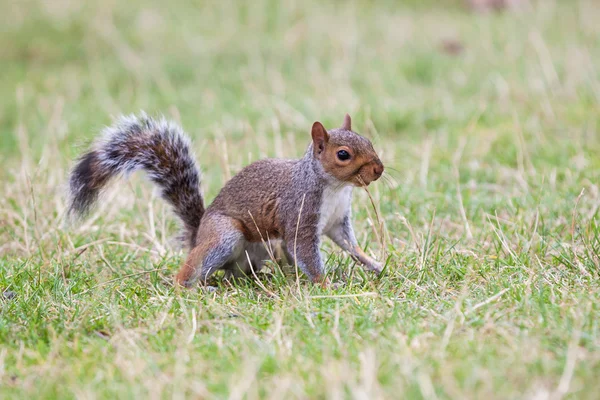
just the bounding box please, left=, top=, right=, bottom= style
left=67, top=113, right=385, bottom=287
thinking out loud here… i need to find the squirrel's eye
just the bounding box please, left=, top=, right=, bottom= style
left=337, top=150, right=351, bottom=161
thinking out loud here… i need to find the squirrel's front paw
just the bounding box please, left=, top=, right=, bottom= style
left=364, top=260, right=383, bottom=274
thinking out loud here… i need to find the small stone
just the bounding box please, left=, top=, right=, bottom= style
left=3, top=291, right=16, bottom=300
left=440, top=39, right=465, bottom=56
left=95, top=330, right=111, bottom=340
left=204, top=286, right=217, bottom=294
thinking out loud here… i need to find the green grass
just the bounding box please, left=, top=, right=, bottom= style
left=1, top=0, right=600, bottom=398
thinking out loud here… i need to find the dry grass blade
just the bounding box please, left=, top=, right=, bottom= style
left=244, top=250, right=280, bottom=299
left=77, top=267, right=169, bottom=295
left=293, top=193, right=307, bottom=294
left=247, top=210, right=279, bottom=265
left=357, top=175, right=387, bottom=265
left=2, top=0, right=600, bottom=398
left=309, top=292, right=378, bottom=299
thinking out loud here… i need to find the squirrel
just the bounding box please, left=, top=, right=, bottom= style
left=67, top=113, right=385, bottom=287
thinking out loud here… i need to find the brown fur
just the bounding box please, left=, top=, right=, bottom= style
left=175, top=114, right=385, bottom=286
left=312, top=118, right=384, bottom=186
left=67, top=112, right=385, bottom=287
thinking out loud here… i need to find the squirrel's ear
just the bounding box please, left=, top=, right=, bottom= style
left=311, top=122, right=329, bottom=155
left=342, top=114, right=351, bottom=130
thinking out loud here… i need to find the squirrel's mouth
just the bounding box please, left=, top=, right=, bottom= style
left=354, top=174, right=374, bottom=187
left=354, top=161, right=384, bottom=187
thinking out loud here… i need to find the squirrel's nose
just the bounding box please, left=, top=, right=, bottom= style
left=373, top=163, right=384, bottom=179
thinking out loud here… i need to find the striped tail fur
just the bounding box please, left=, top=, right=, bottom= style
left=67, top=113, right=204, bottom=248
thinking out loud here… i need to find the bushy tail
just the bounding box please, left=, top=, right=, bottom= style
left=68, top=113, right=204, bottom=248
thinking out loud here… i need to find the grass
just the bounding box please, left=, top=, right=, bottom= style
left=1, top=0, right=600, bottom=398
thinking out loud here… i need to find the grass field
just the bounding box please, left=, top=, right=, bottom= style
left=2, top=0, right=600, bottom=398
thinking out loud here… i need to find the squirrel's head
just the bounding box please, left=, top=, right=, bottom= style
left=311, top=114, right=384, bottom=187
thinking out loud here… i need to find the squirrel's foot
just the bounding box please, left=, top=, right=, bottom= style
left=320, top=277, right=332, bottom=289
left=175, top=276, right=193, bottom=288
left=351, top=247, right=384, bottom=274
left=363, top=259, right=383, bottom=274
left=311, top=275, right=331, bottom=288
left=331, top=281, right=344, bottom=290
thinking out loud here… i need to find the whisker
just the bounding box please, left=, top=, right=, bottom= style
left=376, top=173, right=399, bottom=192
left=377, top=176, right=394, bottom=194
left=382, top=172, right=399, bottom=185
left=382, top=166, right=403, bottom=176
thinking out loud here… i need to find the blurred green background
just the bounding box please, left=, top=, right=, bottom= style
left=1, top=0, right=600, bottom=398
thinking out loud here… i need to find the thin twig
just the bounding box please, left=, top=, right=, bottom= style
left=310, top=292, right=378, bottom=299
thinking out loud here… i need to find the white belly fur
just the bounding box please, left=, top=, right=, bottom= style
left=318, top=185, right=353, bottom=235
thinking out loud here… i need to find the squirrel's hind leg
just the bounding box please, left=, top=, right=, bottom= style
left=223, top=242, right=276, bottom=279
left=175, top=214, right=245, bottom=287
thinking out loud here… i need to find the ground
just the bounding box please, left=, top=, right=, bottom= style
left=1, top=0, right=600, bottom=398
